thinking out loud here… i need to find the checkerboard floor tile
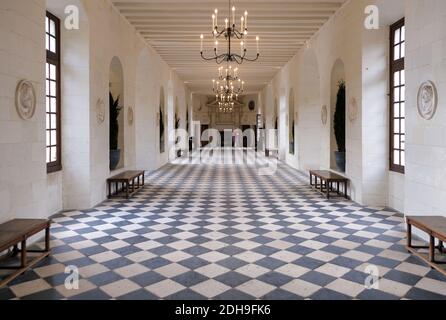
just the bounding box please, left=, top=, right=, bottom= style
left=2, top=153, right=446, bottom=300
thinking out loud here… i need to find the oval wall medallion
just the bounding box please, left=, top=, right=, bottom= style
left=321, top=105, right=328, bottom=125
left=128, top=106, right=134, bottom=126
left=15, top=80, right=36, bottom=120
left=96, top=98, right=105, bottom=124
left=417, top=81, right=438, bottom=120
left=248, top=100, right=256, bottom=111
left=348, top=97, right=358, bottom=122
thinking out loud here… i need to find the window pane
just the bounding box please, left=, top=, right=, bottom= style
left=394, top=88, right=400, bottom=102
left=51, top=114, right=57, bottom=129
left=394, top=135, right=400, bottom=148
left=400, top=86, right=405, bottom=102
left=394, top=29, right=400, bottom=44
left=50, top=81, right=56, bottom=96
left=400, top=103, right=405, bottom=117
left=50, top=64, right=56, bottom=80
left=394, top=151, right=400, bottom=165
left=401, top=151, right=405, bottom=166
left=394, top=71, right=400, bottom=86
left=51, top=130, right=57, bottom=146
left=394, top=103, right=400, bottom=118
left=46, top=35, right=50, bottom=51
left=46, top=114, right=51, bottom=129
left=394, top=120, right=400, bottom=133
left=401, top=119, right=405, bottom=134
left=401, top=26, right=405, bottom=41
left=50, top=37, right=56, bottom=53
left=401, top=42, right=405, bottom=58
left=46, top=17, right=49, bottom=33
left=46, top=147, right=50, bottom=163
left=51, top=98, right=57, bottom=113
left=401, top=70, right=405, bottom=85
left=46, top=131, right=51, bottom=147
left=51, top=147, right=57, bottom=162
left=50, top=20, right=56, bottom=36
left=394, top=44, right=400, bottom=60
left=46, top=81, right=50, bottom=96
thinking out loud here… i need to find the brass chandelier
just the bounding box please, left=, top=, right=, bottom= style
left=200, top=0, right=260, bottom=64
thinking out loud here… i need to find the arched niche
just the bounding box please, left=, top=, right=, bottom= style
left=159, top=87, right=166, bottom=154
left=298, top=48, right=322, bottom=170
left=109, top=56, right=125, bottom=170
left=288, top=88, right=295, bottom=155
left=330, top=59, right=346, bottom=171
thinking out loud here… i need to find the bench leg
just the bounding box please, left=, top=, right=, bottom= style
left=21, top=240, right=27, bottom=268
left=429, top=235, right=435, bottom=263
left=126, top=181, right=129, bottom=199
left=344, top=181, right=348, bottom=199
left=407, top=222, right=412, bottom=249
left=310, top=173, right=313, bottom=186
left=45, top=226, right=51, bottom=252
left=326, top=181, right=330, bottom=199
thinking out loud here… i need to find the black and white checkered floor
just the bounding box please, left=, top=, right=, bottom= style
left=1, top=154, right=446, bottom=300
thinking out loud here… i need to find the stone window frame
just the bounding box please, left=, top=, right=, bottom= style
left=46, top=11, right=62, bottom=173
left=389, top=18, right=405, bottom=174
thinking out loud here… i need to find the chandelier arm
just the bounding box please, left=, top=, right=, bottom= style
left=216, top=54, right=229, bottom=64
left=233, top=31, right=244, bottom=39
left=215, top=28, right=226, bottom=38
left=241, top=53, right=260, bottom=62
left=201, top=49, right=220, bottom=61
left=232, top=54, right=243, bottom=64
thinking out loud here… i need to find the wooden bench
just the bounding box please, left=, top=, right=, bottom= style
left=265, top=148, right=278, bottom=158
left=309, top=170, right=349, bottom=200
left=107, top=170, right=145, bottom=199
left=406, top=216, right=446, bottom=276
left=0, top=219, right=51, bottom=288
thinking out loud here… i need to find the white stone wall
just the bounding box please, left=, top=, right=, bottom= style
left=0, top=0, right=48, bottom=223
left=404, top=0, right=446, bottom=222
left=0, top=0, right=189, bottom=223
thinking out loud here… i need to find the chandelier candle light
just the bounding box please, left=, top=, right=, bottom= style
left=200, top=1, right=260, bottom=64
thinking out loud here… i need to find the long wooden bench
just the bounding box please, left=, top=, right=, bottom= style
left=107, top=170, right=145, bottom=199
left=309, top=170, right=349, bottom=200
left=406, top=216, right=446, bottom=276
left=0, top=219, right=52, bottom=288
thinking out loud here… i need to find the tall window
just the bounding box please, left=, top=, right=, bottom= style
left=46, top=12, right=61, bottom=173
left=390, top=18, right=405, bottom=173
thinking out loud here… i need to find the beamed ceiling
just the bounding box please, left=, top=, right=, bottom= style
left=111, top=0, right=347, bottom=95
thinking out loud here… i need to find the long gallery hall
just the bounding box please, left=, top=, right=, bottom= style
left=0, top=0, right=446, bottom=302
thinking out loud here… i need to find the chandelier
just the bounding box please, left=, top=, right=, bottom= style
left=200, top=0, right=259, bottom=64
left=212, top=65, right=244, bottom=97
left=218, top=101, right=235, bottom=113
left=217, top=65, right=239, bottom=81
